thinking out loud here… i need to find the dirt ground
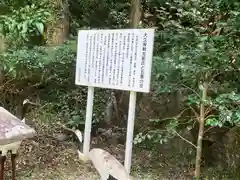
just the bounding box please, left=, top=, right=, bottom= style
left=2, top=112, right=231, bottom=180
left=2, top=112, right=164, bottom=180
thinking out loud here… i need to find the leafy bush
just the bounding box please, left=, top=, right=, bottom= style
left=134, top=0, right=240, bottom=145
left=0, top=3, right=51, bottom=47
left=0, top=41, right=109, bottom=128
left=68, top=0, right=129, bottom=34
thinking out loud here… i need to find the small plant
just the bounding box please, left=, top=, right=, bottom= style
left=0, top=3, right=51, bottom=47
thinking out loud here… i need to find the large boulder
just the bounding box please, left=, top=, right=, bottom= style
left=212, top=127, right=240, bottom=173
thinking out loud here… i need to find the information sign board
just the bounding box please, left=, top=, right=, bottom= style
left=75, top=29, right=155, bottom=93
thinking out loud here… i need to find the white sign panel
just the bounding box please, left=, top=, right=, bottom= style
left=75, top=29, right=155, bottom=93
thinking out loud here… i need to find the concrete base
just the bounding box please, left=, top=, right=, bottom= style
left=77, top=150, right=90, bottom=163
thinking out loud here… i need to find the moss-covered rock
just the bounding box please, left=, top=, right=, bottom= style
left=212, top=127, right=240, bottom=174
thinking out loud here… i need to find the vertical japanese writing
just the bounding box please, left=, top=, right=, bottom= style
left=126, top=33, right=131, bottom=87
left=139, top=33, right=147, bottom=88
left=109, top=33, right=114, bottom=84
left=76, top=29, right=153, bottom=92
left=94, top=34, right=100, bottom=83
left=105, top=33, right=111, bottom=79
left=112, top=33, right=118, bottom=85
left=128, top=33, right=134, bottom=87
left=132, top=34, right=138, bottom=87
left=116, top=33, right=122, bottom=86
left=120, top=34, right=126, bottom=85
left=84, top=34, right=89, bottom=80
left=98, top=33, right=103, bottom=84
left=87, top=34, right=93, bottom=82
left=91, top=33, right=97, bottom=83
left=126, top=33, right=130, bottom=59
left=101, top=34, right=107, bottom=84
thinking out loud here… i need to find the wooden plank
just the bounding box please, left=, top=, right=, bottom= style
left=0, top=107, right=35, bottom=145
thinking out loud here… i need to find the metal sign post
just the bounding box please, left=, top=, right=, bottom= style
left=75, top=28, right=155, bottom=173
left=83, top=86, right=94, bottom=154
left=124, top=91, right=137, bottom=173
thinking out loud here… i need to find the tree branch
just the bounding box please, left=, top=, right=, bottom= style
left=174, top=131, right=197, bottom=149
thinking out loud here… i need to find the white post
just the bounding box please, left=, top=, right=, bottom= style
left=124, top=91, right=137, bottom=173
left=83, top=86, right=95, bottom=155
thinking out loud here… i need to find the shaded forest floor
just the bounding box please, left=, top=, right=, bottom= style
left=2, top=111, right=234, bottom=180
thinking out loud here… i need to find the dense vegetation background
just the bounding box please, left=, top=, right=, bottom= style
left=0, top=0, right=240, bottom=179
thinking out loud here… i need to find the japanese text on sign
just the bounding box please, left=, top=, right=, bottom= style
left=75, top=29, right=154, bottom=93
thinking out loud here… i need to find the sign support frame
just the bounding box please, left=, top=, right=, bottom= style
left=83, top=86, right=95, bottom=155
left=77, top=28, right=154, bottom=166
left=124, top=91, right=137, bottom=173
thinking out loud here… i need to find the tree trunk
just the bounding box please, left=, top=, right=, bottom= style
left=129, top=0, right=142, bottom=28
left=46, top=0, right=69, bottom=45
left=0, top=35, right=5, bottom=86
left=194, top=82, right=208, bottom=178
left=0, top=67, right=3, bottom=85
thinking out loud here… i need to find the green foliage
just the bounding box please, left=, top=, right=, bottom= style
left=0, top=3, right=51, bottom=47
left=68, top=0, right=129, bottom=35
left=0, top=41, right=109, bottom=128
left=2, top=43, right=73, bottom=81
left=207, top=92, right=240, bottom=127
left=1, top=0, right=240, bottom=149
left=134, top=119, right=178, bottom=145
left=136, top=0, right=240, bottom=145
